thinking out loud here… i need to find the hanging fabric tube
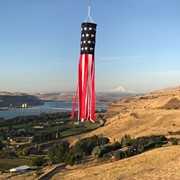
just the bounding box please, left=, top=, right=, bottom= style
left=71, top=0, right=97, bottom=122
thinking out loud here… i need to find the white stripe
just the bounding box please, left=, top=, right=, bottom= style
left=84, top=55, right=89, bottom=118
left=82, top=54, right=85, bottom=90
left=82, top=54, right=86, bottom=120
left=88, top=55, right=93, bottom=119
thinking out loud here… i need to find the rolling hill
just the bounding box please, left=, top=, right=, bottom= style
left=0, top=92, right=43, bottom=109
left=52, top=146, right=180, bottom=180
left=84, top=86, right=180, bottom=142
left=51, top=86, right=180, bottom=180
left=35, top=91, right=135, bottom=105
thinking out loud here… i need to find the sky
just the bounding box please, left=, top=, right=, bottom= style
left=0, top=0, right=180, bottom=93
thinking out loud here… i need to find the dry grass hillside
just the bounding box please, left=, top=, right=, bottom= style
left=83, top=86, right=180, bottom=142
left=50, top=87, right=180, bottom=180
left=52, top=146, right=180, bottom=180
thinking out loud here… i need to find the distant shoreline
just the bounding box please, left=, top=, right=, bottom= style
left=0, top=101, right=108, bottom=120
left=0, top=107, right=11, bottom=111
left=0, top=104, right=43, bottom=111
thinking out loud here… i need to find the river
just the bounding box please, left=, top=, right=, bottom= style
left=0, top=101, right=108, bottom=119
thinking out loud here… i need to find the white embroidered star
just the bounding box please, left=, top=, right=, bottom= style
left=89, top=27, right=92, bottom=31
left=84, top=27, right=87, bottom=31
left=91, top=34, right=95, bottom=38
left=88, top=40, right=91, bottom=44
left=86, top=33, right=89, bottom=37
left=83, top=40, right=86, bottom=44
left=90, top=47, right=94, bottom=51
left=81, top=47, right=84, bottom=51
left=82, top=34, right=84, bottom=37
left=85, top=47, right=88, bottom=50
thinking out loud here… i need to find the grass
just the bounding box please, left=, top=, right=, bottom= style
left=61, top=121, right=100, bottom=137
left=0, top=158, right=32, bottom=171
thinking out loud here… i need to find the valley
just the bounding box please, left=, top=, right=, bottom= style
left=0, top=86, right=180, bottom=180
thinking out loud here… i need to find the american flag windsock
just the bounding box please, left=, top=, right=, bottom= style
left=71, top=22, right=97, bottom=122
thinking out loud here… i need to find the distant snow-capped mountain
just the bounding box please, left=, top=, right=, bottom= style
left=110, top=86, right=137, bottom=94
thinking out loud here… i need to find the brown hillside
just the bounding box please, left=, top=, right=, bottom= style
left=52, top=146, right=180, bottom=180
left=82, top=86, right=180, bottom=142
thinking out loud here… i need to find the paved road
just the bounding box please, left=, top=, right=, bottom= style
left=37, top=164, right=66, bottom=180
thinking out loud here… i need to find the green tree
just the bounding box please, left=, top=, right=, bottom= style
left=112, top=141, right=121, bottom=150
left=69, top=135, right=110, bottom=157
left=48, top=141, right=70, bottom=164
left=22, top=147, right=30, bottom=156
left=98, top=144, right=114, bottom=158
left=65, top=154, right=76, bottom=166
left=31, top=157, right=45, bottom=166
left=169, top=138, right=178, bottom=145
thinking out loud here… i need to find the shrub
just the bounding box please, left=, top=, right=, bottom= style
left=136, top=141, right=145, bottom=153
left=114, top=150, right=122, bottom=160
left=121, top=135, right=133, bottom=147
left=98, top=144, right=114, bottom=158
left=114, top=150, right=131, bottom=160
left=98, top=153, right=111, bottom=162
left=17, top=147, right=30, bottom=156
left=139, top=96, right=148, bottom=100
left=169, top=138, right=178, bottom=145
left=172, top=139, right=178, bottom=145
left=112, top=141, right=121, bottom=150
left=154, top=144, right=162, bottom=148
left=92, top=146, right=101, bottom=157
left=31, top=157, right=45, bottom=166
left=130, top=112, right=138, bottom=118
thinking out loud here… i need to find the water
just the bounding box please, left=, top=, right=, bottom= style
left=0, top=101, right=108, bottom=119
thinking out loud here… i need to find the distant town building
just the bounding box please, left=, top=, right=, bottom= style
left=18, top=128, right=27, bottom=133
left=22, top=103, right=28, bottom=108
left=74, top=122, right=80, bottom=125
left=33, top=125, right=44, bottom=129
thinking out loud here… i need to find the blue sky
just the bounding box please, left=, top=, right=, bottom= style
left=0, top=0, right=180, bottom=93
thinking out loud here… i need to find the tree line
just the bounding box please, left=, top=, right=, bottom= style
left=48, top=134, right=171, bottom=166
left=0, top=112, right=71, bottom=127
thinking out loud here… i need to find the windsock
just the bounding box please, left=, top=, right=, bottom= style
left=71, top=22, right=97, bottom=122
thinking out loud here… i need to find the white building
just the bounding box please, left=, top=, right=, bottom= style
left=10, top=165, right=30, bottom=173
left=22, top=103, right=28, bottom=108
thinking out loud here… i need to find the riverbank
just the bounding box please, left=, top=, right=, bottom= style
left=0, top=101, right=107, bottom=119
